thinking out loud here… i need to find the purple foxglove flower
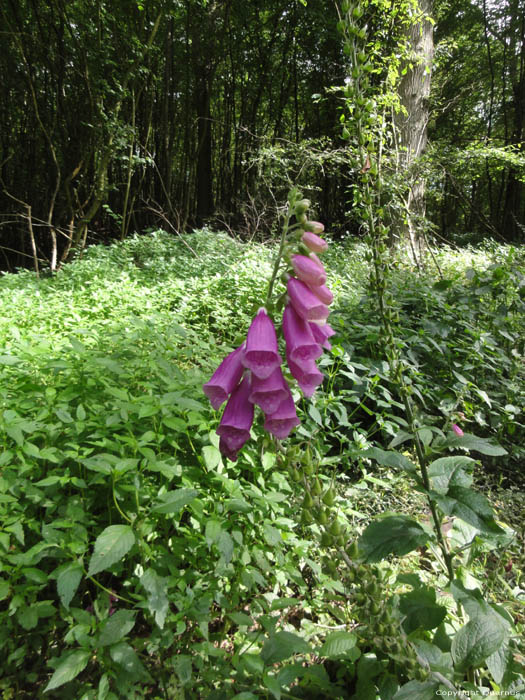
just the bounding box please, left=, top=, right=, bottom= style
left=452, top=423, right=464, bottom=437
left=307, top=283, right=334, bottom=306
left=264, top=393, right=300, bottom=440
left=203, top=345, right=245, bottom=410
left=219, top=437, right=240, bottom=462
left=216, top=374, right=254, bottom=452
left=286, top=351, right=324, bottom=397
left=309, top=322, right=335, bottom=350
left=249, top=366, right=289, bottom=415
left=283, top=303, right=322, bottom=363
left=305, top=221, right=325, bottom=235
left=302, top=230, right=328, bottom=252
left=287, top=278, right=330, bottom=322
left=291, top=254, right=327, bottom=287
left=242, top=308, right=282, bottom=379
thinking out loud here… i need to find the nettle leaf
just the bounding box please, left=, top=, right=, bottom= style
left=261, top=631, right=311, bottom=665
left=44, top=649, right=91, bottom=692
left=202, top=445, right=221, bottom=470
left=451, top=613, right=508, bottom=671
left=87, top=525, right=135, bottom=577
left=413, top=640, right=453, bottom=678
left=140, top=568, right=169, bottom=629
left=57, top=563, right=83, bottom=609
left=428, top=456, right=476, bottom=495
left=392, top=680, right=439, bottom=700
left=98, top=610, right=136, bottom=647
left=358, top=515, right=428, bottom=563
left=445, top=433, right=507, bottom=456
left=435, top=487, right=504, bottom=535
left=319, top=631, right=358, bottom=659
left=399, top=588, right=447, bottom=634
left=110, top=641, right=149, bottom=679
left=152, top=488, right=198, bottom=514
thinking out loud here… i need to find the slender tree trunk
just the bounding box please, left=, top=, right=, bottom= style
left=394, top=0, right=434, bottom=259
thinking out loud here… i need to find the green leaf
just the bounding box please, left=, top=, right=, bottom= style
left=361, top=447, right=416, bottom=473
left=173, top=654, right=192, bottom=686
left=392, top=680, right=439, bottom=700
left=412, top=640, right=453, bottom=677
left=358, top=515, right=428, bottom=563
left=217, top=530, right=234, bottom=563
left=428, top=456, right=475, bottom=495
left=202, top=445, right=221, bottom=470
left=261, top=631, right=311, bottom=665
left=17, top=605, right=38, bottom=630
left=308, top=404, right=322, bottom=426
left=451, top=612, right=508, bottom=671
left=205, top=519, right=222, bottom=546
left=140, top=569, right=169, bottom=629
left=399, top=588, right=447, bottom=634
left=44, top=650, right=91, bottom=692
left=435, top=487, right=504, bottom=535
left=228, top=611, right=253, bottom=627
left=99, top=610, right=135, bottom=646
left=109, top=642, right=148, bottom=679
left=445, top=433, right=507, bottom=456
left=152, top=488, right=198, bottom=514
left=319, top=631, right=357, bottom=658
left=87, top=525, right=135, bottom=576
left=57, top=563, right=83, bottom=609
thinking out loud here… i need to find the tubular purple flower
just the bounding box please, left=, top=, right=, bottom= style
left=452, top=424, right=464, bottom=437
left=286, top=351, right=324, bottom=398
left=287, top=278, right=330, bottom=322
left=219, top=437, right=240, bottom=462
left=249, top=366, right=289, bottom=415
left=216, top=374, right=254, bottom=452
left=242, top=308, right=282, bottom=379
left=291, top=254, right=327, bottom=286
left=307, top=283, right=333, bottom=306
left=283, top=303, right=322, bottom=363
left=203, top=344, right=245, bottom=410
left=309, top=322, right=335, bottom=350
left=302, top=230, right=328, bottom=253
left=264, top=393, right=300, bottom=440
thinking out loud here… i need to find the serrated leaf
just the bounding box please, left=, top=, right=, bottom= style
left=110, top=641, right=148, bottom=679
left=202, top=445, right=221, bottom=470
left=358, top=515, right=428, bottom=563
left=44, top=650, right=91, bottom=692
left=228, top=611, right=253, bottom=627
left=308, top=404, right=322, bottom=426
left=319, top=631, right=357, bottom=658
left=217, top=530, right=234, bottom=563
left=152, top=488, right=198, bottom=514
left=451, top=613, right=508, bottom=671
left=392, top=680, right=439, bottom=700
left=205, top=519, right=222, bottom=546
left=87, top=525, right=135, bottom=576
left=99, top=610, right=135, bottom=646
left=261, top=631, right=311, bottom=665
left=17, top=605, right=38, bottom=630
left=140, top=568, right=169, bottom=629
left=173, top=654, right=192, bottom=686
left=435, top=487, right=504, bottom=535
left=361, top=447, right=416, bottom=473
left=57, top=563, right=83, bottom=609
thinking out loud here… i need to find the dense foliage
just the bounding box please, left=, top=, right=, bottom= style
left=0, top=231, right=523, bottom=697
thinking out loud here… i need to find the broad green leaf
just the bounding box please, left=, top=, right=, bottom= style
left=228, top=611, right=253, bottom=627
left=399, top=588, right=447, bottom=634
left=358, top=515, right=428, bottom=562
left=217, top=530, right=234, bottom=563
left=240, top=653, right=264, bottom=675
left=261, top=631, right=311, bottom=665
left=44, top=650, right=91, bottom=692
left=87, top=525, right=135, bottom=576
left=451, top=613, right=508, bottom=671
left=109, top=641, right=148, bottom=679
left=308, top=404, right=322, bottom=425
left=412, top=640, right=453, bottom=677
left=361, top=447, right=416, bottom=473
left=152, top=488, right=198, bottom=514
left=435, top=488, right=504, bottom=535
left=140, top=568, right=169, bottom=629
left=205, top=519, right=222, bottom=546
left=99, top=609, right=135, bottom=646
left=428, top=456, right=475, bottom=495
left=0, top=355, right=21, bottom=365
left=445, top=433, right=507, bottom=456
left=57, top=563, right=83, bottom=609
left=173, top=654, right=192, bottom=686
left=319, top=631, right=357, bottom=658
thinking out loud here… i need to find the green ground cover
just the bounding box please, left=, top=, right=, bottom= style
left=0, top=231, right=523, bottom=698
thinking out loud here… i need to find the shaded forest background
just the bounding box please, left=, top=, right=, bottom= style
left=1, top=0, right=524, bottom=273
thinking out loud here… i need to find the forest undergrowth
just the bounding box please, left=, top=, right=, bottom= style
left=0, top=231, right=523, bottom=699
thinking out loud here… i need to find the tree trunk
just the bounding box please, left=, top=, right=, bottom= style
left=394, top=0, right=434, bottom=260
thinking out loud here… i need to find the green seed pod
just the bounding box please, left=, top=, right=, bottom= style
left=321, top=531, right=333, bottom=547
left=322, top=487, right=335, bottom=506
left=303, top=491, right=314, bottom=509
left=312, top=478, right=322, bottom=496
left=318, top=509, right=328, bottom=525
left=370, top=601, right=381, bottom=615
left=329, top=519, right=341, bottom=536
left=347, top=541, right=359, bottom=558
left=301, top=509, right=313, bottom=525
left=336, top=534, right=346, bottom=548
left=303, top=461, right=314, bottom=476
left=291, top=467, right=301, bottom=483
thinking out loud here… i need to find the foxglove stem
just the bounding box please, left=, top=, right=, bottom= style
left=265, top=205, right=293, bottom=307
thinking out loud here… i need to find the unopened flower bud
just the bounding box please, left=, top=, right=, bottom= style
left=304, top=221, right=324, bottom=235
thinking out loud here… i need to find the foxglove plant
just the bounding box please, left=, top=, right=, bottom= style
left=203, top=189, right=334, bottom=460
